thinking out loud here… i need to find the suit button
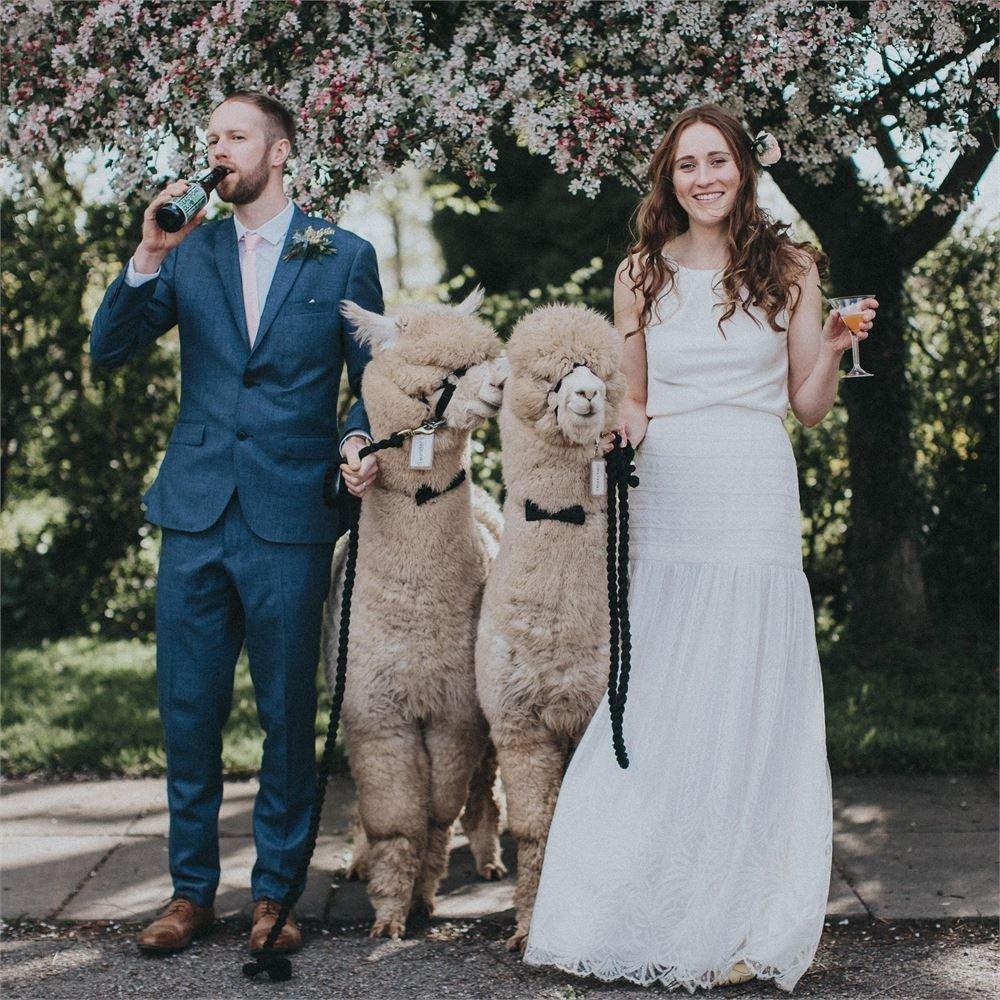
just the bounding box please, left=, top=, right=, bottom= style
left=236, top=430, right=248, bottom=441
left=243, top=374, right=256, bottom=388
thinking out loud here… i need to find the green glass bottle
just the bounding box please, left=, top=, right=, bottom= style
left=155, top=166, right=231, bottom=232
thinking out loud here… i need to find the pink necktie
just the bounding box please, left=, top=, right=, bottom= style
left=242, top=232, right=262, bottom=346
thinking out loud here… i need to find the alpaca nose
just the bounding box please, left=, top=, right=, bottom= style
left=576, top=387, right=597, bottom=402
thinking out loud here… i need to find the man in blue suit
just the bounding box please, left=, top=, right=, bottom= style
left=91, top=91, right=382, bottom=955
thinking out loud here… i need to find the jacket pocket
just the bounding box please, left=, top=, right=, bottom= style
left=283, top=299, right=339, bottom=318
left=283, top=435, right=337, bottom=459
left=172, top=421, right=205, bottom=446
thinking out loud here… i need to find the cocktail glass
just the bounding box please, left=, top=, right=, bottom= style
left=828, top=294, right=875, bottom=379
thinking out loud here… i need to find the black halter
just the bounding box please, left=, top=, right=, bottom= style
left=323, top=365, right=470, bottom=509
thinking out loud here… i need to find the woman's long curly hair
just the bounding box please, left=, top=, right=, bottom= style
left=627, top=104, right=825, bottom=339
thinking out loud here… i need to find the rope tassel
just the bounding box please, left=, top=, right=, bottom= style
left=605, top=434, right=638, bottom=769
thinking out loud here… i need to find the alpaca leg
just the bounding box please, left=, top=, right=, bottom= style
left=346, top=722, right=430, bottom=939
left=495, top=731, right=567, bottom=953
left=460, top=739, right=506, bottom=880
left=414, top=721, right=486, bottom=915
left=346, top=813, right=369, bottom=880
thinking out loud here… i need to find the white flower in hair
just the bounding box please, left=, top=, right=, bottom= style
left=752, top=130, right=782, bottom=167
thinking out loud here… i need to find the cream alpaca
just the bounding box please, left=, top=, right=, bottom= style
left=476, top=304, right=625, bottom=952
left=324, top=290, right=507, bottom=939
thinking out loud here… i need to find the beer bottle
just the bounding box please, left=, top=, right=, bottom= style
left=155, top=166, right=231, bottom=232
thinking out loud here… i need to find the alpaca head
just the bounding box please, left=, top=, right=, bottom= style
left=341, top=287, right=505, bottom=432
left=505, top=304, right=625, bottom=447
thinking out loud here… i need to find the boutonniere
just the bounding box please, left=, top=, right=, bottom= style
left=283, top=226, right=338, bottom=262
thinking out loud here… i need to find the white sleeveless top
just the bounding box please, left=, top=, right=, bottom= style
left=644, top=263, right=789, bottom=419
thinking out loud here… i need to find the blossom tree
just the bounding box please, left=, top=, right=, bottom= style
left=5, top=0, right=996, bottom=636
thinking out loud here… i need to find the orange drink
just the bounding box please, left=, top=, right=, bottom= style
left=827, top=294, right=875, bottom=379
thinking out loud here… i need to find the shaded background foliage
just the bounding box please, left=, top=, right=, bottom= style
left=2, top=157, right=996, bottom=645
left=1, top=148, right=996, bottom=775
left=2, top=168, right=176, bottom=640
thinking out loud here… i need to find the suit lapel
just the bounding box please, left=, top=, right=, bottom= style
left=250, top=206, right=309, bottom=357
left=213, top=217, right=250, bottom=347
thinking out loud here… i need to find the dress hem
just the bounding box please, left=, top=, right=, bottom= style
left=523, top=944, right=810, bottom=994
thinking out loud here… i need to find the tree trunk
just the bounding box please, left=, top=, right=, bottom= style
left=774, top=161, right=929, bottom=640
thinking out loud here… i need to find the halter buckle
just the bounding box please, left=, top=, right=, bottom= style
left=411, top=419, right=444, bottom=435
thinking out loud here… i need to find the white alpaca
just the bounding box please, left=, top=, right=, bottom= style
left=475, top=304, right=625, bottom=951
left=323, top=289, right=507, bottom=939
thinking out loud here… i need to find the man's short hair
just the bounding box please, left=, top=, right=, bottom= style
left=219, top=91, right=296, bottom=149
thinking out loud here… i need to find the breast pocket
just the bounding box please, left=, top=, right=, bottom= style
left=282, top=299, right=340, bottom=320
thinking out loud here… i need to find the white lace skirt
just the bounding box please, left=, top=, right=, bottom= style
left=523, top=406, right=833, bottom=993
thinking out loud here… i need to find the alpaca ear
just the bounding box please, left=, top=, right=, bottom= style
left=455, top=285, right=485, bottom=316
left=340, top=300, right=399, bottom=352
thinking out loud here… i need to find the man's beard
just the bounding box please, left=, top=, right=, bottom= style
left=222, top=152, right=270, bottom=205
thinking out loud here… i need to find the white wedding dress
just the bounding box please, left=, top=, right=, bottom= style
left=523, top=263, right=833, bottom=993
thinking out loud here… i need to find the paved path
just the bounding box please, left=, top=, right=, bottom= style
left=1, top=774, right=996, bottom=925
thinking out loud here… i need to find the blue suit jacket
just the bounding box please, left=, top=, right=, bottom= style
left=91, top=206, right=382, bottom=544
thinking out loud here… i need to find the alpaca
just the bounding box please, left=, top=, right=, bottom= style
left=323, top=289, right=507, bottom=939
left=475, top=304, right=625, bottom=951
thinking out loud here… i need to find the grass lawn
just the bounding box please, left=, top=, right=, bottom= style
left=0, top=637, right=342, bottom=778
left=1, top=631, right=995, bottom=778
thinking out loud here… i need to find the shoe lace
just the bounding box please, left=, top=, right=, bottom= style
left=164, top=897, right=194, bottom=917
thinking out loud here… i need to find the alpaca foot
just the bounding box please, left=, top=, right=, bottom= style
left=717, top=961, right=754, bottom=986
left=345, top=857, right=368, bottom=881
left=369, top=915, right=406, bottom=940
left=408, top=895, right=435, bottom=928
left=505, top=927, right=528, bottom=953
left=477, top=859, right=508, bottom=881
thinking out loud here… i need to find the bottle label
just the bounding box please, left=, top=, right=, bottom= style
left=171, top=184, right=208, bottom=222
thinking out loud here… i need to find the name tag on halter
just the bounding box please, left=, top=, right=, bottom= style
left=410, top=430, right=435, bottom=469
left=590, top=458, right=607, bottom=496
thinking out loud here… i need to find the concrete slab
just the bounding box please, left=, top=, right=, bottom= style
left=832, top=774, right=998, bottom=919
left=833, top=774, right=996, bottom=836
left=838, top=831, right=997, bottom=919
left=58, top=837, right=171, bottom=922
left=0, top=780, right=162, bottom=836
left=827, top=867, right=867, bottom=918
left=2, top=775, right=994, bottom=925
left=0, top=835, right=122, bottom=919
left=61, top=834, right=352, bottom=922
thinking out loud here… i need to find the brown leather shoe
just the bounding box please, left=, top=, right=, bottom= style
left=249, top=899, right=302, bottom=954
left=137, top=897, right=214, bottom=954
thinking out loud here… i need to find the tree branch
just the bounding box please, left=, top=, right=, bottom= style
left=874, top=120, right=909, bottom=180
left=872, top=27, right=994, bottom=111
left=900, top=58, right=999, bottom=268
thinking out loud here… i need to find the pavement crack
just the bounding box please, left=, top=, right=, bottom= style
left=833, top=855, right=875, bottom=920
left=48, top=840, right=123, bottom=920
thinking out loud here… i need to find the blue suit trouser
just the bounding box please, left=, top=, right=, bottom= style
left=155, top=490, right=334, bottom=906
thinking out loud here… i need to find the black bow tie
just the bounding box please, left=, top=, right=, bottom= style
left=415, top=468, right=467, bottom=506
left=524, top=498, right=586, bottom=525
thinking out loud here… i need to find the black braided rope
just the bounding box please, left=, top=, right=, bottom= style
left=605, top=435, right=637, bottom=770
left=243, top=442, right=375, bottom=983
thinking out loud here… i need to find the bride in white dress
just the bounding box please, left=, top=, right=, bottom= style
left=523, top=105, right=877, bottom=992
